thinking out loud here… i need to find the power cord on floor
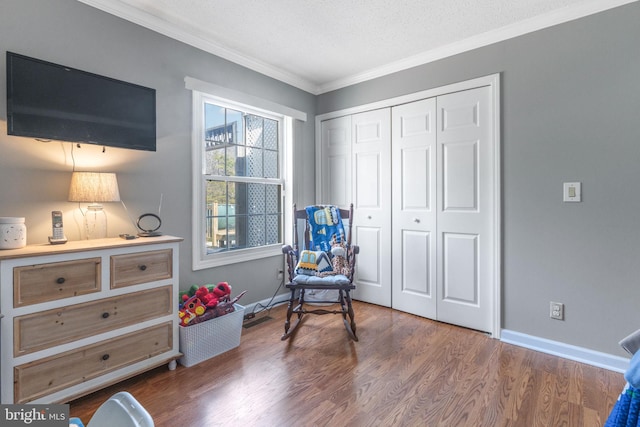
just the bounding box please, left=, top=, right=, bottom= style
left=243, top=278, right=287, bottom=321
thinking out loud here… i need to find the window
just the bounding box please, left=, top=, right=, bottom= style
left=191, top=89, right=293, bottom=269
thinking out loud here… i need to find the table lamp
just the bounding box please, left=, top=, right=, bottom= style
left=68, top=172, right=121, bottom=239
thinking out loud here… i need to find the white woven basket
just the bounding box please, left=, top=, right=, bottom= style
left=178, top=304, right=245, bottom=367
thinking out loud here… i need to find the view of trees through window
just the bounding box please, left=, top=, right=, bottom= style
left=203, top=102, right=282, bottom=253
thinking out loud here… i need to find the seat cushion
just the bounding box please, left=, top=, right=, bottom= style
left=292, top=274, right=351, bottom=286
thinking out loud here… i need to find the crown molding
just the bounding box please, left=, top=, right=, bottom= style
left=317, top=0, right=638, bottom=93
left=76, top=0, right=320, bottom=94
left=78, top=0, right=636, bottom=95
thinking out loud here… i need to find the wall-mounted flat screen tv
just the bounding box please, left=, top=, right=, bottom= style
left=6, top=52, right=156, bottom=151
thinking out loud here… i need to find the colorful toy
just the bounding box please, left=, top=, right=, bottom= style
left=190, top=290, right=248, bottom=325
left=195, top=285, right=219, bottom=308
left=317, top=236, right=351, bottom=277
left=179, top=281, right=247, bottom=326
left=180, top=284, right=201, bottom=304
left=178, top=295, right=206, bottom=326
left=213, top=289, right=247, bottom=316
left=180, top=283, right=231, bottom=306
left=212, top=281, right=231, bottom=300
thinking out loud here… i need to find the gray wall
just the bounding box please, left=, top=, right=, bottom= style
left=318, top=2, right=640, bottom=357
left=0, top=0, right=316, bottom=304
left=3, top=0, right=638, bottom=358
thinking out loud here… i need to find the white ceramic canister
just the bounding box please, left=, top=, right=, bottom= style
left=0, top=217, right=27, bottom=249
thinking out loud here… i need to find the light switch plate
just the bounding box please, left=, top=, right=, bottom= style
left=563, top=182, right=581, bottom=202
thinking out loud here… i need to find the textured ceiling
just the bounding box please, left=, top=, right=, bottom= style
left=78, top=0, right=634, bottom=94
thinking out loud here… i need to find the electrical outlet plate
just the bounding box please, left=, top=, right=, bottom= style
left=550, top=302, right=564, bottom=320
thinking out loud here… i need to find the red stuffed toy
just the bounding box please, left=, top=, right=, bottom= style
left=190, top=282, right=231, bottom=310
left=213, top=282, right=231, bottom=301
left=195, top=285, right=219, bottom=308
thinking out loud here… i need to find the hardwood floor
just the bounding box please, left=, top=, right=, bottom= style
left=69, top=301, right=625, bottom=426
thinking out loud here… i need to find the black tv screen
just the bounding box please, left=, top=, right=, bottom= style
left=6, top=52, right=156, bottom=151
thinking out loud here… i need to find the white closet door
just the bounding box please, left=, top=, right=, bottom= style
left=391, top=98, right=437, bottom=318
left=436, top=86, right=494, bottom=333
left=351, top=108, right=392, bottom=307
left=320, top=116, right=352, bottom=207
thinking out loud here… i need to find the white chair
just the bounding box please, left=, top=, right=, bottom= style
left=80, top=391, right=154, bottom=427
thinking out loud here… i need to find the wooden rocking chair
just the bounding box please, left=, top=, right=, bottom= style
left=281, top=204, right=359, bottom=341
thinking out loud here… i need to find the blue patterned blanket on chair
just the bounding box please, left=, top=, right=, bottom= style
left=305, top=205, right=346, bottom=253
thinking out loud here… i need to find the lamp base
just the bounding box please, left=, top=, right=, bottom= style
left=85, top=204, right=107, bottom=239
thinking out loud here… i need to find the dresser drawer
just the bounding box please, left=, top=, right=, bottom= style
left=14, top=285, right=173, bottom=357
left=14, top=322, right=173, bottom=403
left=14, top=258, right=101, bottom=307
left=111, top=249, right=173, bottom=289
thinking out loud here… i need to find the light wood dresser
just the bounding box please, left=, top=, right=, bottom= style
left=0, top=236, right=183, bottom=404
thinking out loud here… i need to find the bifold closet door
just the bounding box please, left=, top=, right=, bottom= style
left=390, top=86, right=495, bottom=333
left=318, top=83, right=496, bottom=333
left=319, top=115, right=352, bottom=207
left=391, top=98, right=438, bottom=318
left=351, top=108, right=392, bottom=307
left=436, top=86, right=494, bottom=333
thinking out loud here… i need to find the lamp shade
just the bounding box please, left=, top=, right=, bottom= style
left=68, top=172, right=121, bottom=203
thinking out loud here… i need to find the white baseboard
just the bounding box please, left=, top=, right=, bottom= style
left=501, top=329, right=629, bottom=373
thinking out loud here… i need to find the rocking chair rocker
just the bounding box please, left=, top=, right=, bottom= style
left=281, top=204, right=359, bottom=341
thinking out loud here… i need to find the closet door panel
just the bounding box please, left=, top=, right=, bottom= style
left=354, top=227, right=381, bottom=284
left=327, top=155, right=349, bottom=207
left=354, top=152, right=381, bottom=207
left=436, top=86, right=494, bottom=333
left=391, top=98, right=437, bottom=318
left=351, top=108, right=391, bottom=307
left=402, top=147, right=430, bottom=209
left=320, top=116, right=351, bottom=207
left=442, top=232, right=478, bottom=304
left=401, top=230, right=431, bottom=294
left=442, top=140, right=478, bottom=211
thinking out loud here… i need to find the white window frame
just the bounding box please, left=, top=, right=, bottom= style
left=188, top=78, right=299, bottom=270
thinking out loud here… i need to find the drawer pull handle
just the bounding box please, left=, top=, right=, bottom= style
left=102, top=354, right=110, bottom=361
left=56, top=277, right=65, bottom=284
left=102, top=312, right=110, bottom=319
left=139, top=265, right=147, bottom=271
